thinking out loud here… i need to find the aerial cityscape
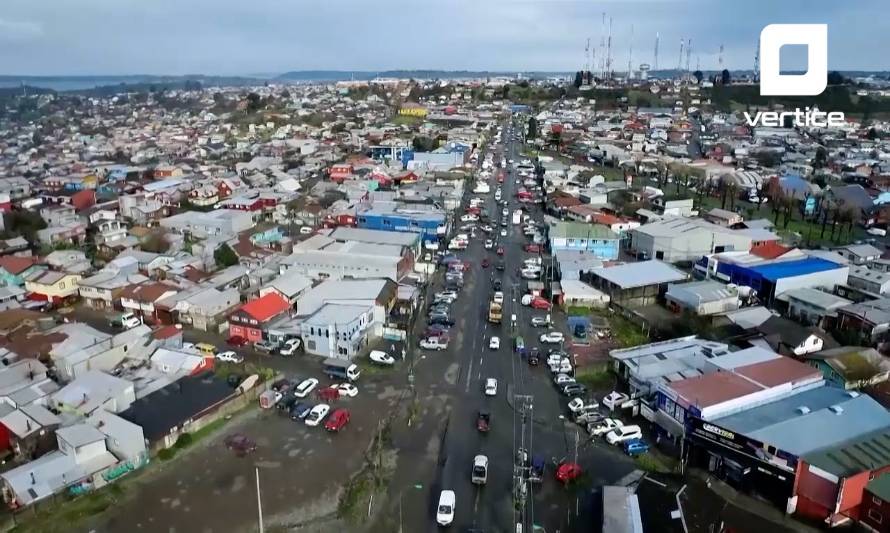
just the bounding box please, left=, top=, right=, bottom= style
left=1, top=2, right=890, bottom=532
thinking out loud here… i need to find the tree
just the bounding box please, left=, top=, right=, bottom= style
left=141, top=230, right=171, bottom=254
left=246, top=92, right=262, bottom=112
left=527, top=117, right=538, bottom=140
left=693, top=70, right=704, bottom=84
left=214, top=243, right=239, bottom=268
left=721, top=69, right=731, bottom=86
left=827, top=71, right=846, bottom=86
left=573, top=71, right=583, bottom=89
left=813, top=147, right=828, bottom=169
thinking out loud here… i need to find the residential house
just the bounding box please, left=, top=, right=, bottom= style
left=547, top=221, right=619, bottom=260
left=665, top=280, right=740, bottom=316
left=227, top=292, right=291, bottom=343
left=0, top=257, right=44, bottom=288
left=704, top=208, right=743, bottom=227
left=24, top=271, right=82, bottom=306
left=155, top=286, right=240, bottom=332
left=51, top=371, right=136, bottom=416
left=804, top=346, right=890, bottom=390
left=861, top=474, right=890, bottom=532
left=834, top=244, right=882, bottom=266
left=585, top=260, right=689, bottom=307
left=837, top=298, right=890, bottom=345
left=753, top=316, right=829, bottom=356
left=43, top=250, right=92, bottom=275
left=258, top=271, right=312, bottom=305
left=77, top=257, right=147, bottom=310
left=0, top=404, right=61, bottom=461
left=118, top=282, right=179, bottom=324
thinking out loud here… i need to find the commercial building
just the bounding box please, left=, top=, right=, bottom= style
left=355, top=201, right=445, bottom=244
left=585, top=260, right=688, bottom=307
left=159, top=209, right=254, bottom=239
left=547, top=221, right=619, bottom=260
left=665, top=280, right=740, bottom=316
left=629, top=217, right=753, bottom=263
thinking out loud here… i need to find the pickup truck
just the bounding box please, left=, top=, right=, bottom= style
left=109, top=312, right=141, bottom=329
left=488, top=301, right=503, bottom=324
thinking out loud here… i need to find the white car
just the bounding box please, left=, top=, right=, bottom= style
left=435, top=291, right=458, bottom=302
left=484, top=239, right=494, bottom=249
left=489, top=336, right=501, bottom=350
left=279, top=338, right=302, bottom=357
left=419, top=337, right=448, bottom=351
left=502, top=208, right=509, bottom=216
left=531, top=316, right=550, bottom=327
left=546, top=353, right=567, bottom=366
left=553, top=373, right=576, bottom=386
left=606, top=425, right=643, bottom=445
left=215, top=351, right=243, bottom=364
left=602, top=391, right=631, bottom=410
left=493, top=291, right=504, bottom=304
left=484, top=378, right=498, bottom=396
left=293, top=378, right=319, bottom=398
left=589, top=418, right=624, bottom=436
left=500, top=229, right=507, bottom=237
left=460, top=214, right=479, bottom=222
left=331, top=383, right=358, bottom=398
left=567, top=398, right=587, bottom=413
left=305, top=403, right=330, bottom=426
left=436, top=490, right=456, bottom=526
left=369, top=350, right=396, bottom=365
left=540, top=332, right=565, bottom=344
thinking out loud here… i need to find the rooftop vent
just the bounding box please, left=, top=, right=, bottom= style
left=847, top=391, right=860, bottom=398
left=829, top=405, right=844, bottom=415
left=796, top=406, right=811, bottom=415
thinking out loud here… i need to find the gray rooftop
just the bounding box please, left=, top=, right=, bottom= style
left=593, top=260, right=688, bottom=289
left=780, top=287, right=852, bottom=310
left=324, top=227, right=420, bottom=247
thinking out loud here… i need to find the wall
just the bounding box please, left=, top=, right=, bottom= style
left=774, top=267, right=850, bottom=297
left=860, top=491, right=890, bottom=533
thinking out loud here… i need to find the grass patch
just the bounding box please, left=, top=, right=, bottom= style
left=11, top=482, right=127, bottom=532
left=392, top=115, right=423, bottom=126
left=357, top=359, right=391, bottom=376
left=214, top=361, right=276, bottom=383
left=634, top=453, right=674, bottom=474
left=566, top=306, right=591, bottom=317
left=606, top=313, right=649, bottom=348
left=574, top=366, right=614, bottom=391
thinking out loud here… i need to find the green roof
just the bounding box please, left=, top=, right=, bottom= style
left=804, top=428, right=890, bottom=477
left=868, top=472, right=890, bottom=501
left=550, top=221, right=618, bottom=241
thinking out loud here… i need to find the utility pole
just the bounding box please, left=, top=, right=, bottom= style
left=256, top=467, right=265, bottom=533
left=514, top=394, right=534, bottom=532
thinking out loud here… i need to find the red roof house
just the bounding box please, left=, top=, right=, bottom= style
left=228, top=293, right=291, bottom=343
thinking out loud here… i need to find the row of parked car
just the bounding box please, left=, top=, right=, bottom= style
left=562, top=391, right=650, bottom=456
left=259, top=377, right=355, bottom=432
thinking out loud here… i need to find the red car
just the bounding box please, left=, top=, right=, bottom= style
left=496, top=247, right=505, bottom=256
left=227, top=335, right=249, bottom=347
left=224, top=433, right=257, bottom=457
left=324, top=408, right=350, bottom=432
left=556, top=462, right=582, bottom=483
left=481, top=258, right=490, bottom=268
left=525, top=244, right=541, bottom=253
left=317, top=386, right=340, bottom=402
left=530, top=297, right=552, bottom=310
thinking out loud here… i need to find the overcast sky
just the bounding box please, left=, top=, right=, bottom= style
left=2, top=0, right=889, bottom=76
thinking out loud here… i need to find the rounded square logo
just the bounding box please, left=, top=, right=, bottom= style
left=760, top=24, right=828, bottom=96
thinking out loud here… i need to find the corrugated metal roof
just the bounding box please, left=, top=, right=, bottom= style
left=593, top=260, right=688, bottom=289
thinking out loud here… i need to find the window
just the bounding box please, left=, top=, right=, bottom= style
left=868, top=508, right=882, bottom=524
left=874, top=496, right=882, bottom=505
left=59, top=282, right=65, bottom=289
left=655, top=251, right=664, bottom=260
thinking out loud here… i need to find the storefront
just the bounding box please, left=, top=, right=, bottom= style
left=685, top=417, right=796, bottom=506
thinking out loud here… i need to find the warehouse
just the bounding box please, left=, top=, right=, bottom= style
left=585, top=260, right=688, bottom=307
left=629, top=217, right=754, bottom=264
left=724, top=257, right=850, bottom=304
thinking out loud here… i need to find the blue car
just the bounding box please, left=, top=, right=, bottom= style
left=623, top=439, right=650, bottom=457
left=289, top=401, right=313, bottom=421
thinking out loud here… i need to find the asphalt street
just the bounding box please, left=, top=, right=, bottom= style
left=381, top=117, right=637, bottom=533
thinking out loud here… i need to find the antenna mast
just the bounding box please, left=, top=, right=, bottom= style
left=628, top=24, right=634, bottom=79
left=754, top=40, right=761, bottom=81
left=678, top=38, right=684, bottom=72
left=654, top=32, right=660, bottom=71
left=606, top=17, right=613, bottom=79
left=599, top=13, right=607, bottom=78
left=685, top=38, right=692, bottom=76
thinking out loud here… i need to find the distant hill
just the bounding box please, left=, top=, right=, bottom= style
left=275, top=70, right=572, bottom=81
left=0, top=75, right=262, bottom=92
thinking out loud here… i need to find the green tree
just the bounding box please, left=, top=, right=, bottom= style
left=721, top=69, right=731, bottom=85
left=527, top=117, right=538, bottom=140
left=214, top=243, right=239, bottom=268
left=573, top=71, right=583, bottom=89
left=813, top=147, right=828, bottom=169
left=693, top=70, right=704, bottom=84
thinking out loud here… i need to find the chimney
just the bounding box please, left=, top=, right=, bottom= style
left=25, top=419, right=31, bottom=432
left=30, top=472, right=35, bottom=485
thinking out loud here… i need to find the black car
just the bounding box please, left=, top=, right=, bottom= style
left=561, top=384, right=587, bottom=397
left=492, top=279, right=502, bottom=291
left=289, top=401, right=313, bottom=420
left=495, top=261, right=505, bottom=271
left=271, top=378, right=293, bottom=393
left=429, top=316, right=456, bottom=327
left=277, top=395, right=298, bottom=412
left=527, top=348, right=540, bottom=366
left=428, top=304, right=451, bottom=315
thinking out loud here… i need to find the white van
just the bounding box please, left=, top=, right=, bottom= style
left=606, top=425, right=642, bottom=445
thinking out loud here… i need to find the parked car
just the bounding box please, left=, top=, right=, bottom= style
left=227, top=335, right=249, bottom=347
left=305, top=404, right=330, bottom=427
left=254, top=340, right=277, bottom=353
left=602, top=391, right=631, bottom=410
left=436, top=490, right=456, bottom=526
left=215, top=351, right=243, bottom=364
left=525, top=244, right=541, bottom=253
left=531, top=316, right=551, bottom=327
left=278, top=338, right=302, bottom=357
left=555, top=462, right=582, bottom=484
left=293, top=378, right=319, bottom=398
left=554, top=374, right=576, bottom=386
left=289, top=401, right=313, bottom=420
left=623, top=439, right=650, bottom=456
left=420, top=337, right=448, bottom=351
left=369, top=350, right=396, bottom=365
left=224, top=433, right=257, bottom=457
left=540, top=331, right=565, bottom=344
left=484, top=378, right=498, bottom=396
left=589, top=418, right=623, bottom=436
left=331, top=383, right=358, bottom=398
left=489, top=336, right=500, bottom=350
left=606, top=425, right=643, bottom=445
left=429, top=316, right=455, bottom=327
left=561, top=384, right=588, bottom=397
left=434, top=291, right=458, bottom=302
left=324, top=408, right=351, bottom=432
left=484, top=239, right=494, bottom=249
left=567, top=398, right=588, bottom=413
left=530, top=297, right=552, bottom=310
left=424, top=324, right=451, bottom=338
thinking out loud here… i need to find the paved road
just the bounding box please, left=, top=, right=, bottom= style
left=381, top=117, right=637, bottom=533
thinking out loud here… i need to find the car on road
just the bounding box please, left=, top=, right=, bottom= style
left=278, top=338, right=302, bottom=357
left=476, top=410, right=491, bottom=432
left=500, top=228, right=507, bottom=237
left=502, top=208, right=509, bottom=216
left=369, top=350, right=396, bottom=365
left=527, top=348, right=540, bottom=366
left=293, top=378, right=319, bottom=398
left=324, top=408, right=350, bottom=432
left=484, top=239, right=494, bottom=249
left=606, top=424, right=643, bottom=445
left=555, top=462, right=582, bottom=484
left=215, top=351, right=244, bottom=364
left=567, top=398, right=589, bottom=413
left=520, top=268, right=539, bottom=279
left=495, top=260, right=505, bottom=271
left=471, top=455, right=489, bottom=485
left=305, top=404, right=330, bottom=427
left=227, top=335, right=249, bottom=348
left=493, top=291, right=504, bottom=304
left=484, top=378, right=498, bottom=396
left=623, top=439, right=650, bottom=456
left=492, top=279, right=502, bottom=291
left=554, top=374, right=576, bottom=386
left=540, top=331, right=565, bottom=344
left=254, top=340, right=277, bottom=353
left=289, top=401, right=313, bottom=420
left=481, top=258, right=490, bottom=268
left=460, top=214, right=479, bottom=222
left=589, top=418, right=624, bottom=436
left=331, top=383, right=358, bottom=398
left=524, top=244, right=541, bottom=253
left=436, top=490, right=456, bottom=526
left=489, top=336, right=500, bottom=350
left=420, top=337, right=448, bottom=351
left=496, top=247, right=505, bottom=256
left=561, top=383, right=588, bottom=397
left=531, top=316, right=550, bottom=327
left=434, top=290, right=458, bottom=302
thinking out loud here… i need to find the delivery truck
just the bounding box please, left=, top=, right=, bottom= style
left=322, top=358, right=361, bottom=381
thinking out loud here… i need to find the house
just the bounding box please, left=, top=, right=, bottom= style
left=0, top=359, right=56, bottom=408
left=665, top=280, right=740, bottom=316
left=837, top=298, right=890, bottom=345
left=118, top=282, right=179, bottom=324
left=704, top=208, right=743, bottom=227
left=24, top=271, right=82, bottom=306
left=547, top=221, right=619, bottom=260
left=77, top=257, right=147, bottom=310
left=155, top=286, right=240, bottom=331
left=629, top=217, right=753, bottom=263
left=52, top=325, right=154, bottom=383
left=804, top=346, right=890, bottom=390
left=778, top=288, right=852, bottom=329
left=754, top=316, right=828, bottom=356
left=51, top=371, right=136, bottom=416
left=0, top=404, right=61, bottom=460
left=227, top=292, right=291, bottom=343
left=834, top=244, right=882, bottom=266
left=559, top=280, right=610, bottom=309
left=43, top=250, right=92, bottom=275
left=0, top=257, right=43, bottom=289
left=585, top=260, right=689, bottom=307
left=861, top=473, right=890, bottom=532
left=301, top=303, right=375, bottom=359
left=848, top=267, right=890, bottom=296
left=258, top=271, right=312, bottom=305
left=119, top=373, right=235, bottom=450
left=0, top=423, right=119, bottom=508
